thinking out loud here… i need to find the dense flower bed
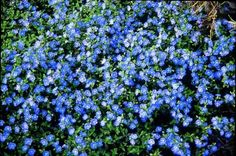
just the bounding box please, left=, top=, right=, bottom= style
left=1, top=0, right=235, bottom=155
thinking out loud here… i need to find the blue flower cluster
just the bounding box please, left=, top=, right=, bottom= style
left=1, top=0, right=235, bottom=155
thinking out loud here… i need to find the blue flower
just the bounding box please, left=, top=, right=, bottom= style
left=22, top=84, right=30, bottom=91
left=22, top=145, right=29, bottom=152
left=21, top=122, right=29, bottom=133
left=14, top=126, right=20, bottom=133
left=0, top=120, right=4, bottom=126
left=8, top=116, right=15, bottom=124
left=158, top=138, right=166, bottom=146
left=195, top=139, right=202, bottom=148
left=18, top=41, right=25, bottom=50
left=225, top=131, right=232, bottom=138
left=210, top=145, right=218, bottom=152
left=100, top=120, right=106, bottom=127
left=147, top=138, right=155, bottom=146
left=79, top=152, right=87, bottom=156
left=84, top=123, right=91, bottom=130
left=224, top=94, right=234, bottom=103
left=1, top=84, right=8, bottom=92
left=171, top=145, right=181, bottom=155
left=55, top=145, right=62, bottom=153
left=72, top=148, right=78, bottom=155
left=40, top=138, right=48, bottom=146
left=46, top=114, right=52, bottom=122
left=91, top=118, right=98, bottom=126
left=68, top=127, right=75, bottom=135
left=129, top=133, right=138, bottom=142
left=155, top=126, right=162, bottom=132
left=24, top=138, right=33, bottom=145
left=4, top=126, right=12, bottom=133
left=75, top=136, right=83, bottom=144
left=28, top=148, right=36, bottom=156
left=90, top=142, right=97, bottom=150
left=8, top=142, right=16, bottom=150
left=42, top=151, right=50, bottom=156
left=46, top=134, right=54, bottom=142
left=5, top=97, right=12, bottom=104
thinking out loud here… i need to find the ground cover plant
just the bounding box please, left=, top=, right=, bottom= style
left=0, top=0, right=235, bottom=155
